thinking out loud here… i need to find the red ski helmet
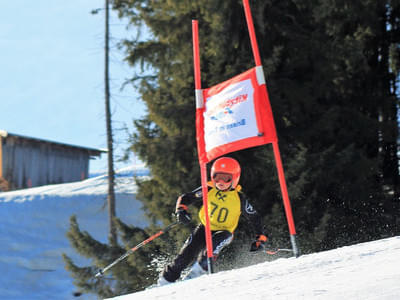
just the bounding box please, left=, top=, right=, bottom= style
left=211, top=157, right=241, bottom=188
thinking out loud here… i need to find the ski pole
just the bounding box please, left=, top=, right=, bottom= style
left=95, top=221, right=179, bottom=277
left=265, top=248, right=294, bottom=255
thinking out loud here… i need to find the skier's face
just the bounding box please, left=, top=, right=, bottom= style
left=213, top=173, right=232, bottom=191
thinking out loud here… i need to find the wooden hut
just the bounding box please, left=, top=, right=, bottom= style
left=0, top=130, right=106, bottom=191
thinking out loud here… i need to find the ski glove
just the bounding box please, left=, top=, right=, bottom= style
left=250, top=234, right=268, bottom=252
left=176, top=209, right=191, bottom=225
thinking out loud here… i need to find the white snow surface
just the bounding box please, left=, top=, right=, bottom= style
left=1, top=164, right=400, bottom=300
left=109, top=235, right=400, bottom=300
left=0, top=165, right=149, bottom=300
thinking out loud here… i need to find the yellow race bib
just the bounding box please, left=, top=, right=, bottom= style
left=199, top=187, right=241, bottom=232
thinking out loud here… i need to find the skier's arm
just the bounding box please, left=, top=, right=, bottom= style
left=175, top=186, right=204, bottom=211
left=239, top=193, right=265, bottom=235
left=175, top=186, right=204, bottom=225
left=239, top=193, right=268, bottom=251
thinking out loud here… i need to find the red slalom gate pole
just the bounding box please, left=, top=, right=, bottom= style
left=272, top=142, right=300, bottom=257
left=192, top=20, right=214, bottom=273
left=242, top=0, right=300, bottom=257
left=192, top=20, right=202, bottom=90
left=243, top=0, right=262, bottom=66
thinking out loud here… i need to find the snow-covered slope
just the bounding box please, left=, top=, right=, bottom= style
left=109, top=236, right=400, bottom=300
left=0, top=166, right=149, bottom=300
left=2, top=165, right=399, bottom=300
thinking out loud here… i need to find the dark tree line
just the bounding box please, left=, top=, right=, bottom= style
left=64, top=1, right=400, bottom=298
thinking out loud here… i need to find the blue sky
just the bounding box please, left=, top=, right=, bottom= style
left=0, top=1, right=145, bottom=172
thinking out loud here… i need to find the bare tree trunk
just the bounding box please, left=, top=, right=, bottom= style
left=104, top=0, right=117, bottom=245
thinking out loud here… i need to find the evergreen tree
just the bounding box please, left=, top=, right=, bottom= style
left=64, top=0, right=400, bottom=296
left=114, top=0, right=400, bottom=250
left=302, top=0, right=400, bottom=248
left=63, top=215, right=178, bottom=297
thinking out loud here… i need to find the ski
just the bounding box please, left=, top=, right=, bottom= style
left=265, top=248, right=294, bottom=255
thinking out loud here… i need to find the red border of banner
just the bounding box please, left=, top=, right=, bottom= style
left=200, top=67, right=277, bottom=163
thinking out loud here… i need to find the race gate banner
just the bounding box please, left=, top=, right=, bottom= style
left=197, top=66, right=278, bottom=163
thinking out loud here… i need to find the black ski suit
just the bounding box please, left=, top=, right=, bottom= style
left=162, top=184, right=265, bottom=282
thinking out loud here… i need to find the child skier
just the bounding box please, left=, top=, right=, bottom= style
left=158, top=157, right=268, bottom=285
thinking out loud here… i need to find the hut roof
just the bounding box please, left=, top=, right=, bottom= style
left=0, top=130, right=107, bottom=157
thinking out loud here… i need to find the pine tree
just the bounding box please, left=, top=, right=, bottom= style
left=64, top=0, right=400, bottom=295
left=113, top=0, right=400, bottom=254
left=303, top=0, right=400, bottom=247
left=63, top=215, right=178, bottom=297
